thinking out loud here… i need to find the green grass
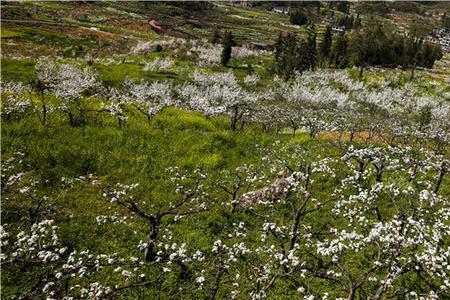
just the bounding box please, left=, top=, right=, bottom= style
left=94, top=61, right=179, bottom=86
left=0, top=106, right=281, bottom=192
left=1, top=58, right=36, bottom=82
left=1, top=28, right=23, bottom=38
left=6, top=102, right=446, bottom=299
left=1, top=50, right=275, bottom=87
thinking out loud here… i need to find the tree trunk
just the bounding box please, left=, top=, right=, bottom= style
left=375, top=170, right=382, bottom=183
left=434, top=169, right=445, bottom=194
left=208, top=268, right=224, bottom=300
left=408, top=164, right=418, bottom=182
left=231, top=108, right=239, bottom=131
left=68, top=112, right=75, bottom=127
left=289, top=209, right=302, bottom=250
left=40, top=92, right=47, bottom=126
left=144, top=222, right=159, bottom=262
left=42, top=105, right=47, bottom=125
left=240, top=120, right=245, bottom=131
left=290, top=120, right=297, bottom=137
left=347, top=288, right=355, bottom=300
left=79, top=108, right=86, bottom=127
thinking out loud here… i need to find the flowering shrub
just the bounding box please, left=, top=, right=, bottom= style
left=189, top=42, right=222, bottom=66
left=131, top=38, right=186, bottom=55
left=0, top=81, right=31, bottom=120
left=143, top=58, right=175, bottom=72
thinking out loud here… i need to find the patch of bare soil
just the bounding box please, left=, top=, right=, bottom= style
left=66, top=27, right=123, bottom=42
left=104, top=19, right=149, bottom=34
left=431, top=73, right=449, bottom=79
left=319, top=131, right=387, bottom=144
left=1, top=41, right=60, bottom=58
left=63, top=3, right=107, bottom=19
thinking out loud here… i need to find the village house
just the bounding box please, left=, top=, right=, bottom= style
left=331, top=25, right=346, bottom=33
left=272, top=7, right=289, bottom=15
left=427, top=28, right=450, bottom=52
left=393, top=27, right=449, bottom=52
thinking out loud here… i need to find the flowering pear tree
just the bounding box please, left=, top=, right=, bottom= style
left=143, top=58, right=175, bottom=72
left=101, top=168, right=209, bottom=262
left=215, top=164, right=267, bottom=212
left=2, top=51, right=450, bottom=300
left=101, top=87, right=129, bottom=127
left=1, top=151, right=75, bottom=224
left=0, top=219, right=164, bottom=299
left=30, top=58, right=60, bottom=125
left=122, top=79, right=174, bottom=123
left=1, top=144, right=449, bottom=299
left=311, top=146, right=450, bottom=299
left=179, top=72, right=261, bottom=130
left=0, top=81, right=31, bottom=121
left=48, top=62, right=99, bottom=126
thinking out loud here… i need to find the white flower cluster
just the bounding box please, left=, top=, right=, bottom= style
left=1, top=81, right=31, bottom=117
left=131, top=38, right=186, bottom=55
left=178, top=71, right=261, bottom=119
left=4, top=220, right=66, bottom=264
left=143, top=57, right=174, bottom=72
left=5, top=61, right=449, bottom=148
left=122, top=79, right=175, bottom=119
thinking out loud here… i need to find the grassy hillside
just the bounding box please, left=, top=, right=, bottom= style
left=1, top=2, right=450, bottom=299
left=2, top=1, right=449, bottom=86
left=2, top=1, right=449, bottom=56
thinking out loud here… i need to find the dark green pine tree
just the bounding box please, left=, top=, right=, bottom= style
left=331, top=33, right=348, bottom=68
left=346, top=15, right=354, bottom=29
left=289, top=9, right=308, bottom=26
left=221, top=31, right=235, bottom=67
left=319, top=26, right=332, bottom=66
left=354, top=14, right=362, bottom=28
left=211, top=30, right=221, bottom=44
left=430, top=44, right=443, bottom=67
left=273, top=33, right=300, bottom=80
left=305, top=23, right=317, bottom=70
left=336, top=1, right=349, bottom=14
left=283, top=33, right=299, bottom=79
left=274, top=33, right=284, bottom=63
left=419, top=42, right=443, bottom=69
left=392, top=35, right=406, bottom=67
left=296, top=39, right=309, bottom=74
left=348, top=29, right=368, bottom=78
left=442, top=13, right=450, bottom=28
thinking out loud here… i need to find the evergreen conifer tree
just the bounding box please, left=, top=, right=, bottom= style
left=306, top=23, right=317, bottom=70
left=221, top=31, right=235, bottom=67
left=331, top=33, right=348, bottom=68
left=319, top=26, right=332, bottom=66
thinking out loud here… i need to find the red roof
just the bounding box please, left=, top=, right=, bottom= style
left=148, top=19, right=163, bottom=32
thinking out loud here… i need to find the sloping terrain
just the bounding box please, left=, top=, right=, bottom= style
left=2, top=1, right=449, bottom=57
left=1, top=2, right=450, bottom=300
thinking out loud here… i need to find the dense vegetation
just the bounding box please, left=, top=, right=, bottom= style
left=274, top=24, right=443, bottom=79
left=1, top=1, right=450, bottom=300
